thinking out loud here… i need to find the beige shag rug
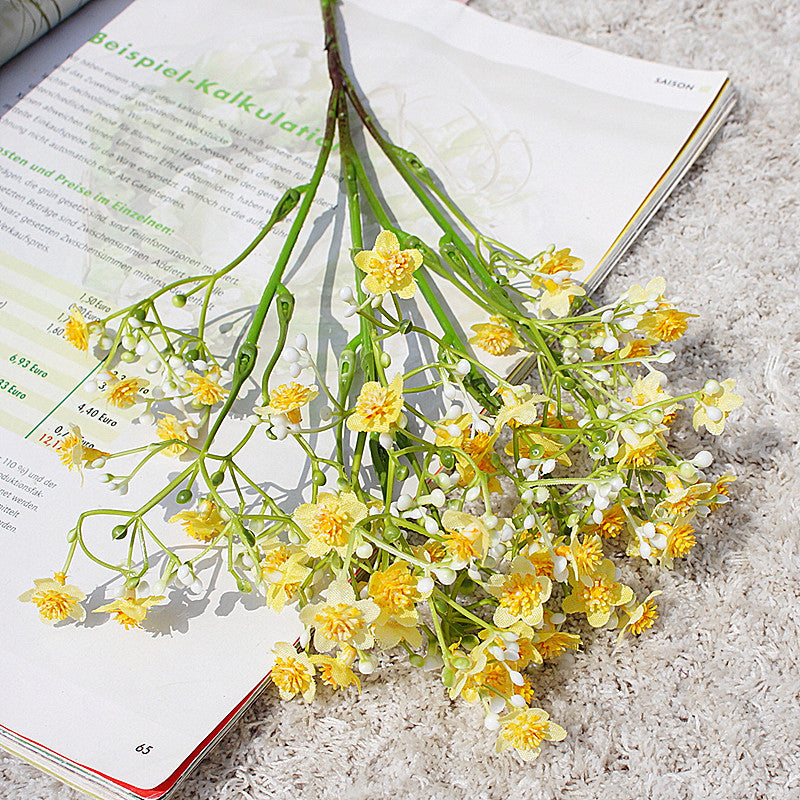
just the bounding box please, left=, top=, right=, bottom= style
left=2, top=0, right=799, bottom=798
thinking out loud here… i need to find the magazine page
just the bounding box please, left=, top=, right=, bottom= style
left=0, top=0, right=729, bottom=791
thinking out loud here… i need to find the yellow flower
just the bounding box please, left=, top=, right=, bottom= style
left=495, top=707, right=567, bottom=761
left=494, top=385, right=549, bottom=431
left=658, top=474, right=711, bottom=519
left=531, top=248, right=584, bottom=290
left=57, top=425, right=109, bottom=481
left=169, top=499, right=227, bottom=542
left=347, top=374, right=404, bottom=433
left=638, top=305, right=697, bottom=342
left=617, top=591, right=662, bottom=642
left=372, top=609, right=423, bottom=649
left=271, top=641, right=316, bottom=701
left=102, top=374, right=145, bottom=408
left=440, top=509, right=491, bottom=567
left=368, top=562, right=419, bottom=615
left=616, top=428, right=661, bottom=468
left=353, top=230, right=423, bottom=298
left=293, top=491, right=368, bottom=558
left=64, top=306, right=90, bottom=351
left=706, top=473, right=736, bottom=510
left=486, top=556, right=552, bottom=627
left=262, top=382, right=318, bottom=424
left=584, top=503, right=627, bottom=539
left=260, top=543, right=311, bottom=612
left=534, top=624, right=582, bottom=660
left=624, top=370, right=680, bottom=420
left=567, top=533, right=604, bottom=583
left=156, top=414, right=191, bottom=457
left=309, top=653, right=361, bottom=691
left=538, top=277, right=585, bottom=317
left=616, top=336, right=657, bottom=361
left=468, top=316, right=524, bottom=356
left=506, top=432, right=572, bottom=468
left=692, top=378, right=742, bottom=435
left=562, top=558, right=634, bottom=627
left=185, top=368, right=228, bottom=405
left=659, top=521, right=697, bottom=565
left=625, top=276, right=666, bottom=306
left=19, top=574, right=86, bottom=625
left=94, top=594, right=164, bottom=629
left=298, top=579, right=379, bottom=652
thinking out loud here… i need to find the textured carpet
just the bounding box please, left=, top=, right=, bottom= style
left=2, top=0, right=799, bottom=798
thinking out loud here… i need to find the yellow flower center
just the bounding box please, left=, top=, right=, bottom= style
left=370, top=564, right=416, bottom=614
left=57, top=434, right=81, bottom=469
left=309, top=504, right=348, bottom=547
left=31, top=590, right=75, bottom=622
left=629, top=599, right=659, bottom=636
left=187, top=373, right=227, bottom=405
left=644, top=308, right=690, bottom=341
left=371, top=251, right=414, bottom=287
left=500, top=573, right=542, bottom=617
left=444, top=525, right=482, bottom=561
left=156, top=415, right=190, bottom=456
left=64, top=310, right=89, bottom=351
left=355, top=384, right=398, bottom=427
left=624, top=439, right=659, bottom=467
left=314, top=603, right=364, bottom=644
left=579, top=577, right=615, bottom=615
left=590, top=505, right=626, bottom=538
left=105, top=378, right=142, bottom=408
left=574, top=536, right=604, bottom=575
left=474, top=324, right=516, bottom=356
left=261, top=545, right=291, bottom=577
left=501, top=711, right=550, bottom=750
left=666, top=523, right=696, bottom=558
left=528, top=551, right=555, bottom=579
left=112, top=611, right=142, bottom=629
left=272, top=656, right=313, bottom=696
left=536, top=631, right=581, bottom=660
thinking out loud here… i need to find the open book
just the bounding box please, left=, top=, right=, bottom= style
left=0, top=0, right=734, bottom=797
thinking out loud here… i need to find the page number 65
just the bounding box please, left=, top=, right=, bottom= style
left=135, top=743, right=153, bottom=755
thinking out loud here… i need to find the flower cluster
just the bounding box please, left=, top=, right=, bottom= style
left=21, top=1, right=741, bottom=762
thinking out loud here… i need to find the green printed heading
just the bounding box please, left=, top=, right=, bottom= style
left=88, top=33, right=334, bottom=150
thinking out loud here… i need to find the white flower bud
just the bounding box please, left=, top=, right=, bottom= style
left=484, top=713, right=500, bottom=731
left=692, top=450, right=714, bottom=468
left=445, top=404, right=462, bottom=420
left=428, top=489, right=446, bottom=508
left=489, top=696, right=506, bottom=715
left=424, top=517, right=440, bottom=535
left=379, top=432, right=393, bottom=450
left=355, top=542, right=373, bottom=559
left=416, top=576, right=434, bottom=595
left=283, top=347, right=299, bottom=363
left=508, top=670, right=525, bottom=686
left=433, top=567, right=457, bottom=585
left=396, top=493, right=414, bottom=511
left=294, top=333, right=308, bottom=350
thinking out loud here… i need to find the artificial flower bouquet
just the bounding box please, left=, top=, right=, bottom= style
left=20, top=0, right=741, bottom=761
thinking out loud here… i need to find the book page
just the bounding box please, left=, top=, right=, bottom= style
left=0, top=0, right=729, bottom=790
